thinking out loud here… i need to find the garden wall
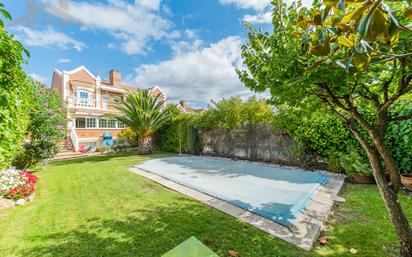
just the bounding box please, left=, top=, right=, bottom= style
left=198, top=124, right=304, bottom=166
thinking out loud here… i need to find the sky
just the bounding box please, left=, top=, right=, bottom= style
left=3, top=0, right=311, bottom=105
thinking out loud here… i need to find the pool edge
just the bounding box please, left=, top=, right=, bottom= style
left=129, top=166, right=345, bottom=251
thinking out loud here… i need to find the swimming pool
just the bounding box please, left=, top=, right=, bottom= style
left=137, top=155, right=330, bottom=227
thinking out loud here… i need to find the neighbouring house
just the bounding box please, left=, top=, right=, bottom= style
left=51, top=65, right=166, bottom=151
left=176, top=100, right=204, bottom=114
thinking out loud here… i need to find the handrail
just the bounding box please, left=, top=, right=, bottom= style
left=68, top=97, right=101, bottom=108
left=70, top=126, right=79, bottom=152
left=68, top=96, right=120, bottom=110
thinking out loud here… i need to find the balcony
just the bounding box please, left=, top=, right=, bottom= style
left=68, top=97, right=121, bottom=112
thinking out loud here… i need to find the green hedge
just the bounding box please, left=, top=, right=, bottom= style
left=0, top=6, right=31, bottom=169
left=154, top=106, right=197, bottom=153
left=155, top=98, right=411, bottom=175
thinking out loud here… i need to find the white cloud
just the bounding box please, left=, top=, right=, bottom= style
left=219, top=0, right=271, bottom=11
left=132, top=36, right=265, bottom=103
left=61, top=0, right=172, bottom=55
left=221, top=0, right=314, bottom=24
left=184, top=29, right=198, bottom=39
left=243, top=12, right=272, bottom=24
left=170, top=39, right=204, bottom=56
left=14, top=26, right=86, bottom=51
left=29, top=73, right=48, bottom=84
left=58, top=58, right=71, bottom=63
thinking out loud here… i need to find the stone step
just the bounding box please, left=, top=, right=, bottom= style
left=56, top=149, right=77, bottom=154
left=55, top=151, right=80, bottom=156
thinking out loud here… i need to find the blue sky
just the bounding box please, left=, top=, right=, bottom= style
left=3, top=0, right=307, bottom=104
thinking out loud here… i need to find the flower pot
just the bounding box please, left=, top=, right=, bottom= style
left=401, top=174, right=412, bottom=190
left=351, top=174, right=375, bottom=184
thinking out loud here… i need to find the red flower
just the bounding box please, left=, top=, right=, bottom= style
left=39, top=90, right=45, bottom=94
left=5, top=170, right=38, bottom=200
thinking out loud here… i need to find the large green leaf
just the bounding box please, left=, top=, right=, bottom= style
left=363, top=9, right=390, bottom=43
left=338, top=35, right=355, bottom=47
left=0, top=8, right=11, bottom=20
left=354, top=52, right=370, bottom=71
left=341, top=2, right=371, bottom=24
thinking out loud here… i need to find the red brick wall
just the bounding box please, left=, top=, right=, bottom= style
left=51, top=72, right=63, bottom=95
left=76, top=129, right=124, bottom=139
left=70, top=70, right=95, bottom=84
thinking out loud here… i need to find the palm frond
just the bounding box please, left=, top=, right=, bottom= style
left=116, top=90, right=170, bottom=137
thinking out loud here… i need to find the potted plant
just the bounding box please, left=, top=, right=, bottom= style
left=340, top=149, right=375, bottom=184
left=401, top=173, right=412, bottom=190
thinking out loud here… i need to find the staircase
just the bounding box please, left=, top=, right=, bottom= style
left=51, top=137, right=84, bottom=160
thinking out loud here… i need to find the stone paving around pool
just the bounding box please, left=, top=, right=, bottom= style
left=129, top=156, right=345, bottom=251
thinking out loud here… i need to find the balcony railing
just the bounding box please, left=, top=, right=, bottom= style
left=68, top=97, right=120, bottom=111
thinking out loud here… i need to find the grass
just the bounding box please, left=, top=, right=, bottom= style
left=0, top=152, right=411, bottom=257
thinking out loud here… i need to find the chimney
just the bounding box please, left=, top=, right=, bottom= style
left=109, top=70, right=121, bottom=86
left=179, top=100, right=188, bottom=108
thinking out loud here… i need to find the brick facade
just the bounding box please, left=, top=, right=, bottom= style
left=51, top=66, right=166, bottom=150
left=75, top=129, right=123, bottom=138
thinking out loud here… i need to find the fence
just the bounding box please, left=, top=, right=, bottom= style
left=198, top=124, right=305, bottom=167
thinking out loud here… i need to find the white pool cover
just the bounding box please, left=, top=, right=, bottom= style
left=137, top=156, right=330, bottom=227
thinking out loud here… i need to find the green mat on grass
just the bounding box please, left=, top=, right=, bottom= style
left=162, top=237, right=219, bottom=257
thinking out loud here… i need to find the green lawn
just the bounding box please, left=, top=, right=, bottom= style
left=0, top=152, right=411, bottom=257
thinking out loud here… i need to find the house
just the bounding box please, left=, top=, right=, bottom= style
left=51, top=66, right=165, bottom=151
left=176, top=100, right=204, bottom=114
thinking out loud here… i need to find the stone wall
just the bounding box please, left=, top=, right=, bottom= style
left=198, top=124, right=303, bottom=166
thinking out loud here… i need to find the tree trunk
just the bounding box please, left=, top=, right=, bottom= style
left=363, top=142, right=412, bottom=257
left=138, top=136, right=153, bottom=154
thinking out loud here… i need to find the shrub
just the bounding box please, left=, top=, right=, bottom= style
left=0, top=169, right=38, bottom=200
left=113, top=145, right=129, bottom=152
left=154, top=106, right=195, bottom=153
left=13, top=81, right=66, bottom=168
left=340, top=147, right=373, bottom=176
left=96, top=146, right=110, bottom=153
left=273, top=106, right=358, bottom=161
left=386, top=99, right=412, bottom=173
left=192, top=96, right=274, bottom=129
left=117, top=128, right=138, bottom=147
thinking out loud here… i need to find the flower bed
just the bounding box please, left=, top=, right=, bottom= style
left=0, top=169, right=38, bottom=202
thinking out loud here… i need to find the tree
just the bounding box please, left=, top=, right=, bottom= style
left=238, top=0, right=412, bottom=255
left=0, top=3, right=31, bottom=169
left=116, top=90, right=170, bottom=154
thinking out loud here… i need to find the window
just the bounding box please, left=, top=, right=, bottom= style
left=113, top=96, right=121, bottom=104
left=75, top=117, right=96, bottom=128
left=99, top=118, right=108, bottom=128
left=86, top=118, right=96, bottom=128
left=117, top=120, right=125, bottom=128
left=79, top=91, right=89, bottom=99
left=75, top=118, right=86, bottom=128
left=78, top=90, right=92, bottom=105
left=108, top=119, right=116, bottom=128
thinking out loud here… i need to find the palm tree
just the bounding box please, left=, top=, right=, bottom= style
left=116, top=90, right=170, bottom=154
